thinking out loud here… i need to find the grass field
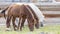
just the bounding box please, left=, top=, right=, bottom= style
left=0, top=25, right=60, bottom=34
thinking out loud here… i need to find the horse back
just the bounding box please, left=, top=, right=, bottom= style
left=7, top=4, right=24, bottom=17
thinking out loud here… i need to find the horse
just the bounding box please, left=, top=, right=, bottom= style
left=1, top=4, right=39, bottom=31
left=18, top=5, right=39, bottom=29
left=18, top=5, right=39, bottom=31
left=26, top=5, right=39, bottom=28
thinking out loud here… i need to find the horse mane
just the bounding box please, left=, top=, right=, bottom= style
left=26, top=5, right=39, bottom=21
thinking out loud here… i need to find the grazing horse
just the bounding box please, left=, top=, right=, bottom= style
left=18, top=5, right=39, bottom=31
left=26, top=5, right=39, bottom=28
left=19, top=5, right=39, bottom=29
left=1, top=4, right=39, bottom=31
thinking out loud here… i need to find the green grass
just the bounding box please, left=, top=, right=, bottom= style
left=0, top=25, right=60, bottom=34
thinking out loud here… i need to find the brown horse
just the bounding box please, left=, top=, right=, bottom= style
left=26, top=5, right=39, bottom=28
left=1, top=4, right=39, bottom=31
left=18, top=5, right=39, bottom=31
left=18, top=5, right=39, bottom=30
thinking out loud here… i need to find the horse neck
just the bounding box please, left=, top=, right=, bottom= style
left=24, top=5, right=34, bottom=19
left=27, top=5, right=39, bottom=20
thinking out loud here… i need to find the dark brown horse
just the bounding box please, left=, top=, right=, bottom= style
left=1, top=4, right=39, bottom=31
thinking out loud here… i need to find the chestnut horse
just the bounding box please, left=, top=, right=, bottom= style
left=1, top=4, right=39, bottom=31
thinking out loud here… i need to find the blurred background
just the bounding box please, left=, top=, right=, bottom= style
left=0, top=0, right=60, bottom=25
left=0, top=0, right=60, bottom=34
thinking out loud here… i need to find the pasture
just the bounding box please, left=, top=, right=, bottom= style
left=0, top=25, right=60, bottom=34
left=0, top=6, right=60, bottom=34
left=0, top=17, right=60, bottom=34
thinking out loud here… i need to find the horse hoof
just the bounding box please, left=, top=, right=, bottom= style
left=14, top=30, right=17, bottom=31
left=30, top=29, right=34, bottom=31
left=14, top=28, right=18, bottom=31
left=30, top=30, right=33, bottom=31
left=6, top=28, right=11, bottom=31
left=36, top=27, right=39, bottom=29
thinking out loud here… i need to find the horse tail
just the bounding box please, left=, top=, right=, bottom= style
left=1, top=7, right=9, bottom=13
left=1, top=6, right=9, bottom=18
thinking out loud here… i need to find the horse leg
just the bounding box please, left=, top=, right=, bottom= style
left=6, top=16, right=11, bottom=31
left=17, top=17, right=21, bottom=30
left=12, top=17, right=17, bottom=31
left=27, top=19, right=34, bottom=31
left=20, top=16, right=26, bottom=31
left=35, top=20, right=39, bottom=29
left=18, top=17, right=23, bottom=31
